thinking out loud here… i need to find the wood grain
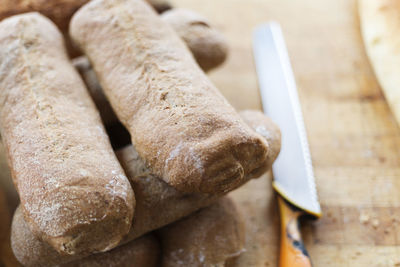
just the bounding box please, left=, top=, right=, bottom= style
left=1, top=0, right=400, bottom=266
left=171, top=0, right=400, bottom=266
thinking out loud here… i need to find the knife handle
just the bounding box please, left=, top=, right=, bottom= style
left=278, top=195, right=312, bottom=267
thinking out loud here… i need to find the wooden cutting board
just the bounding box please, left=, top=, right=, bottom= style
left=171, top=0, right=400, bottom=266
left=1, top=0, right=400, bottom=266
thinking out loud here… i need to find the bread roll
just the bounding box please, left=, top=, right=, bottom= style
left=0, top=13, right=134, bottom=255
left=10, top=110, right=280, bottom=266
left=162, top=8, right=228, bottom=72
left=160, top=197, right=245, bottom=267
left=70, top=0, right=269, bottom=194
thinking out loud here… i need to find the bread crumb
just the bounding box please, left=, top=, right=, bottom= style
left=359, top=212, right=369, bottom=224
left=371, top=218, right=379, bottom=228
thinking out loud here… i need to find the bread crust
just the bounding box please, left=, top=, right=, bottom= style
left=239, top=110, right=281, bottom=175
left=64, top=197, right=244, bottom=267
left=0, top=13, right=134, bottom=255
left=0, top=0, right=170, bottom=56
left=161, top=8, right=228, bottom=71
left=10, top=109, right=280, bottom=266
left=62, top=234, right=160, bottom=267
left=159, top=197, right=245, bottom=267
left=70, top=0, right=269, bottom=194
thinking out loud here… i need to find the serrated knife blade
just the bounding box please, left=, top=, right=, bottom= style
left=253, top=22, right=321, bottom=217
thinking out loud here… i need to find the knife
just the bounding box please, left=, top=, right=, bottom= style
left=253, top=22, right=322, bottom=267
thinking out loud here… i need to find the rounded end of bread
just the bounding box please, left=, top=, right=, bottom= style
left=161, top=8, right=229, bottom=72
left=165, top=127, right=269, bottom=194
left=239, top=109, right=281, bottom=176
left=48, top=211, right=132, bottom=255
left=21, top=181, right=135, bottom=256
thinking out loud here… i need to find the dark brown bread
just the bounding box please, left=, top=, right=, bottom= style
left=160, top=197, right=245, bottom=267
left=64, top=197, right=242, bottom=267
left=161, top=8, right=228, bottom=72
left=0, top=13, right=134, bottom=255
left=70, top=0, right=269, bottom=194
left=10, top=110, right=280, bottom=266
left=72, top=9, right=228, bottom=125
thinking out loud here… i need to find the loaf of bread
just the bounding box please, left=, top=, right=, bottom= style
left=12, top=207, right=160, bottom=267
left=70, top=0, right=269, bottom=194
left=160, top=197, right=245, bottom=267
left=11, top=110, right=280, bottom=266
left=162, top=8, right=228, bottom=72
left=72, top=8, right=229, bottom=126
left=62, top=197, right=242, bottom=267
left=0, top=13, right=134, bottom=255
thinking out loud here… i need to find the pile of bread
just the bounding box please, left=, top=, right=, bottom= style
left=0, top=0, right=281, bottom=266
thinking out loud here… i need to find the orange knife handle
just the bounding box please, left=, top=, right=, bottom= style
left=278, top=195, right=312, bottom=267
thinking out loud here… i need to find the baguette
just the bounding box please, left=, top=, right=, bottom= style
left=12, top=207, right=160, bottom=267
left=63, top=197, right=242, bottom=267
left=11, top=110, right=280, bottom=266
left=162, top=8, right=228, bottom=72
left=72, top=9, right=228, bottom=125
left=0, top=13, right=134, bottom=255
left=70, top=0, right=269, bottom=194
left=160, top=197, right=245, bottom=267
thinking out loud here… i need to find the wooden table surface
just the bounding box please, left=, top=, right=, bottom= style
left=171, top=0, right=400, bottom=266
left=1, top=0, right=400, bottom=266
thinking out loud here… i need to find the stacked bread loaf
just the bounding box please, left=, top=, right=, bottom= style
left=0, top=0, right=281, bottom=266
